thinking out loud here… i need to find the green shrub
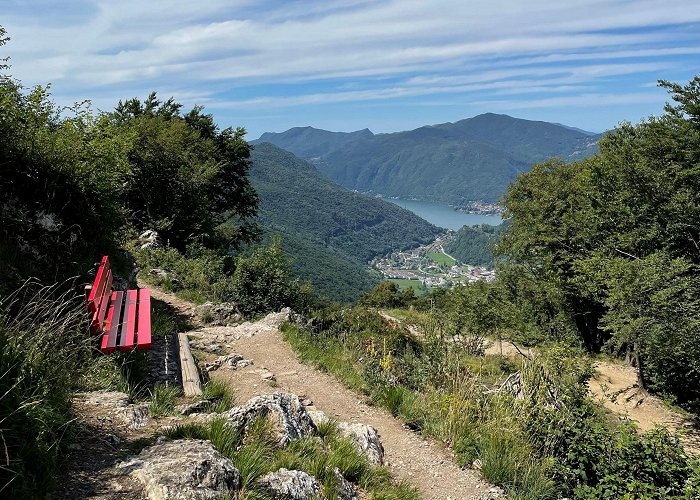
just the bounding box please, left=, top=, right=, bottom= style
left=360, top=281, right=414, bottom=308
left=231, top=238, right=314, bottom=317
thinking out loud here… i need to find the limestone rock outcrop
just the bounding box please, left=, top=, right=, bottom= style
left=308, top=410, right=384, bottom=465
left=224, top=392, right=316, bottom=446
left=73, top=391, right=149, bottom=429
left=257, top=468, right=322, bottom=499
left=333, top=467, right=360, bottom=500
left=117, top=439, right=240, bottom=500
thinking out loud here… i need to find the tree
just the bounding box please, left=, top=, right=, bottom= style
left=360, top=281, right=414, bottom=308
left=496, top=75, right=700, bottom=408
left=0, top=79, right=131, bottom=289
left=107, top=93, right=259, bottom=250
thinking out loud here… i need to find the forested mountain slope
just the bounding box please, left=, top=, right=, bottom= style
left=254, top=113, right=599, bottom=204
left=249, top=143, right=441, bottom=301
left=444, top=222, right=507, bottom=268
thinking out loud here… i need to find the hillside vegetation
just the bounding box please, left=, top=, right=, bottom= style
left=249, top=142, right=440, bottom=301
left=443, top=223, right=507, bottom=268
left=255, top=113, right=599, bottom=204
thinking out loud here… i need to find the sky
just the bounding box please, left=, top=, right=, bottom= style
left=2, top=0, right=699, bottom=139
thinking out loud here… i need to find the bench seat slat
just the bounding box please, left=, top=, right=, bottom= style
left=102, top=291, right=124, bottom=353
left=100, top=292, right=117, bottom=352
left=120, top=290, right=138, bottom=351
left=136, top=289, right=151, bottom=349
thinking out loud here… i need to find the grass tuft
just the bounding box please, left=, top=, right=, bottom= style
left=149, top=383, right=181, bottom=417
left=0, top=281, right=93, bottom=496
left=202, top=379, right=237, bottom=413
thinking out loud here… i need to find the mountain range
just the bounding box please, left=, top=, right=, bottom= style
left=248, top=143, right=440, bottom=302
left=254, top=113, right=600, bottom=205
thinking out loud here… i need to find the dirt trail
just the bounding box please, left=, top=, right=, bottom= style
left=157, top=292, right=499, bottom=500
left=588, top=362, right=700, bottom=453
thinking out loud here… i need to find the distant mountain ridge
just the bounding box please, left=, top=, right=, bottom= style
left=249, top=142, right=441, bottom=302
left=253, top=113, right=600, bottom=204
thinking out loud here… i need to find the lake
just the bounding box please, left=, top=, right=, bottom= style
left=385, top=198, right=502, bottom=229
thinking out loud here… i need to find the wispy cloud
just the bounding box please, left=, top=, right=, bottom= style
left=2, top=0, right=698, bottom=135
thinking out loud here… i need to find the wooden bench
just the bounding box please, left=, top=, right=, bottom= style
left=86, top=256, right=152, bottom=353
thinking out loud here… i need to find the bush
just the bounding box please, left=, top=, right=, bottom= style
left=232, top=238, right=314, bottom=316
left=360, top=281, right=414, bottom=308
left=136, top=237, right=316, bottom=318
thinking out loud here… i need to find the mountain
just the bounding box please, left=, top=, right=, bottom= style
left=257, top=127, right=374, bottom=159
left=249, top=142, right=441, bottom=302
left=253, top=113, right=600, bottom=204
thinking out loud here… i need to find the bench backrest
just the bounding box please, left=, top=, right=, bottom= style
left=86, top=256, right=113, bottom=335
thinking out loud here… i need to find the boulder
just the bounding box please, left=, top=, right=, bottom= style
left=196, top=302, right=242, bottom=326
left=333, top=467, right=360, bottom=500
left=117, top=439, right=240, bottom=500
left=338, top=422, right=384, bottom=465
left=259, top=307, right=293, bottom=329
left=139, top=230, right=161, bottom=249
left=257, top=468, right=322, bottom=499
left=74, top=391, right=149, bottom=429
left=204, top=354, right=253, bottom=372
left=308, top=410, right=384, bottom=465
left=149, top=268, right=172, bottom=280
left=224, top=393, right=316, bottom=446
left=176, top=400, right=212, bottom=416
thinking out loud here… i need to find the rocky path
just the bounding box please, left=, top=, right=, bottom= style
left=170, top=296, right=499, bottom=499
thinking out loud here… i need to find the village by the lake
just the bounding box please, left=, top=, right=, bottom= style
left=371, top=231, right=496, bottom=294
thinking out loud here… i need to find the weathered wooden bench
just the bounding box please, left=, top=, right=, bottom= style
left=86, top=256, right=152, bottom=353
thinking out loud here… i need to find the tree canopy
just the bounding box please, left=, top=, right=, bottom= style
left=110, top=93, right=259, bottom=250
left=496, top=76, right=700, bottom=409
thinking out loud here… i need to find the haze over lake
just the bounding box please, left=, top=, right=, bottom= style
left=385, top=198, right=502, bottom=229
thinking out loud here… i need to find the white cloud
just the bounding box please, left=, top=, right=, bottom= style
left=2, top=0, right=698, bottom=134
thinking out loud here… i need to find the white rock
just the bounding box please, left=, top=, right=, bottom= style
left=307, top=410, right=384, bottom=465
left=257, top=468, right=321, bottom=499
left=223, top=393, right=316, bottom=446
left=117, top=439, right=240, bottom=500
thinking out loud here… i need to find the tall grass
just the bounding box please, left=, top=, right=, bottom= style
left=149, top=383, right=182, bottom=417
left=0, top=280, right=92, bottom=497
left=202, top=379, right=237, bottom=413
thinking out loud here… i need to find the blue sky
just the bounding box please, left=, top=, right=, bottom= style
left=2, top=0, right=699, bottom=138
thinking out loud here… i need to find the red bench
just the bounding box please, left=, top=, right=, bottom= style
left=86, top=256, right=152, bottom=353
